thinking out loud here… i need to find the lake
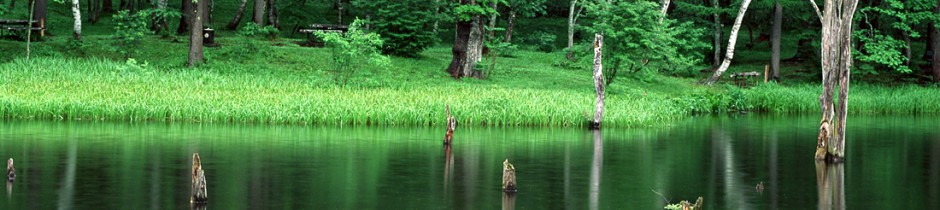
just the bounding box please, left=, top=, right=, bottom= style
left=0, top=115, right=937, bottom=209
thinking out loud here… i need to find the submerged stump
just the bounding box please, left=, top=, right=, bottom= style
left=502, top=159, right=516, bottom=193
left=7, top=158, right=14, bottom=181
left=443, top=105, right=456, bottom=145
left=191, top=153, right=208, bottom=204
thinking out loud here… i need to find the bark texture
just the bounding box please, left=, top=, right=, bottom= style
left=814, top=0, right=858, bottom=162
left=446, top=0, right=483, bottom=79
left=444, top=104, right=456, bottom=145
left=266, top=0, right=278, bottom=28
left=188, top=0, right=205, bottom=67
left=191, top=153, right=207, bottom=203
left=591, top=34, right=605, bottom=129
left=504, top=10, right=515, bottom=42
left=711, top=0, right=721, bottom=68
left=705, top=0, right=752, bottom=85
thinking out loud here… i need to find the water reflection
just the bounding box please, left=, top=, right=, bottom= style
left=589, top=130, right=602, bottom=210
left=815, top=162, right=845, bottom=210
left=443, top=145, right=454, bottom=190
left=501, top=192, right=516, bottom=210
left=56, top=136, right=77, bottom=210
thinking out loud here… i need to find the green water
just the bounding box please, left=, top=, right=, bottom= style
left=0, top=115, right=937, bottom=209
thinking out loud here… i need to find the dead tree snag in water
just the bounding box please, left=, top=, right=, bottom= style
left=191, top=153, right=208, bottom=203
left=591, top=34, right=605, bottom=129
left=444, top=104, right=456, bottom=145
left=502, top=159, right=517, bottom=193
left=6, top=158, right=14, bottom=181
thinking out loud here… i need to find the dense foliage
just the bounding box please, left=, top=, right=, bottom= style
left=585, top=0, right=708, bottom=82
left=351, top=0, right=439, bottom=57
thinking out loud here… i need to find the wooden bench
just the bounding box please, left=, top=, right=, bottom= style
left=0, top=19, right=44, bottom=36
left=729, top=71, right=761, bottom=87
left=297, top=24, right=348, bottom=47
left=298, top=24, right=349, bottom=34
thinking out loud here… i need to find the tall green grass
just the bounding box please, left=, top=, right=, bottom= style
left=745, top=82, right=940, bottom=115
left=0, top=57, right=689, bottom=127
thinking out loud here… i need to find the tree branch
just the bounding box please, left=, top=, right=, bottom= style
left=809, top=0, right=823, bottom=23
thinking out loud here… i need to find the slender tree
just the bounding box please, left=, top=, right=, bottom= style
left=188, top=0, right=205, bottom=67
left=566, top=0, right=583, bottom=60
left=591, top=34, right=604, bottom=129
left=770, top=1, right=781, bottom=81
left=266, top=0, right=278, bottom=28
left=226, top=0, right=247, bottom=30
left=177, top=0, right=191, bottom=34
left=704, top=0, right=752, bottom=85
left=71, top=0, right=81, bottom=40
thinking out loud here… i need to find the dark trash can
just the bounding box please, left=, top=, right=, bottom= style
left=203, top=28, right=215, bottom=46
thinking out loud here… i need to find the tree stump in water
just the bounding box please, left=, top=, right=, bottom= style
left=6, top=158, right=14, bottom=181
left=502, top=159, right=516, bottom=193
left=443, top=104, right=456, bottom=145
left=191, top=153, right=208, bottom=203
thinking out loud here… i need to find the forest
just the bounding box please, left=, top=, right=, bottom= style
left=0, top=0, right=937, bottom=127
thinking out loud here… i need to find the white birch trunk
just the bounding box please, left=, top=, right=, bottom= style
left=71, top=0, right=81, bottom=40
left=659, top=0, right=670, bottom=23
left=592, top=34, right=605, bottom=129
left=705, top=0, right=752, bottom=85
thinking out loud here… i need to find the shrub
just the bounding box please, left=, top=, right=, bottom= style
left=112, top=10, right=151, bottom=60
left=239, top=22, right=279, bottom=39
left=315, top=19, right=390, bottom=87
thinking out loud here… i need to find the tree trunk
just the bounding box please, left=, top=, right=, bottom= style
left=190, top=153, right=207, bottom=203
left=252, top=0, right=265, bottom=26
left=705, top=0, right=752, bottom=85
left=188, top=0, right=204, bottom=67
left=770, top=1, right=781, bottom=81
left=504, top=9, right=515, bottom=43
left=933, top=0, right=940, bottom=82
left=433, top=0, right=440, bottom=33
left=591, top=34, right=604, bottom=129
left=102, top=0, right=111, bottom=12
left=71, top=0, right=81, bottom=40
left=177, top=0, right=191, bottom=34
left=659, top=0, right=670, bottom=23
left=155, top=0, right=168, bottom=34
left=32, top=0, right=47, bottom=37
left=465, top=13, right=484, bottom=77
left=336, top=0, right=343, bottom=24
left=444, top=104, right=456, bottom=145
left=488, top=0, right=497, bottom=39
left=266, top=0, right=278, bottom=28
left=566, top=0, right=580, bottom=60
left=814, top=0, right=858, bottom=162
left=226, top=0, right=247, bottom=30
left=446, top=0, right=474, bottom=79
left=6, top=158, right=14, bottom=181
left=903, top=30, right=912, bottom=67
left=711, top=0, right=722, bottom=69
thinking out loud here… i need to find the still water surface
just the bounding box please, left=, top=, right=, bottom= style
left=0, top=115, right=937, bottom=209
